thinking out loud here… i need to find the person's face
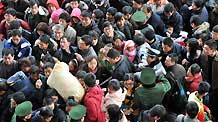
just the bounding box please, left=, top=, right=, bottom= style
left=113, top=39, right=122, bottom=49
left=3, top=54, right=14, bottom=65
left=10, top=98, right=17, bottom=108
left=165, top=56, right=174, bottom=67
left=59, top=19, right=68, bottom=28
left=44, top=67, right=53, bottom=78
left=103, top=25, right=114, bottom=37
left=40, top=116, right=53, bottom=122
left=106, top=12, right=113, bottom=20
left=47, top=103, right=55, bottom=111
left=54, top=29, right=64, bottom=40
left=60, top=38, right=70, bottom=50
left=146, top=56, right=154, bottom=64
left=92, top=38, right=98, bottom=46
left=69, top=61, right=75, bottom=72
left=39, top=40, right=49, bottom=50
left=4, top=13, right=16, bottom=23
left=191, top=3, right=199, bottom=11
left=12, top=35, right=21, bottom=45
left=37, top=30, right=45, bottom=36
left=78, top=39, right=88, bottom=50
left=30, top=73, right=39, bottom=81
left=31, top=4, right=39, bottom=15
left=124, top=13, right=131, bottom=20
left=162, top=44, right=172, bottom=53
left=70, top=1, right=79, bottom=8
left=212, top=31, right=218, bottom=41
left=88, top=58, right=98, bottom=71
left=124, top=79, right=134, bottom=88
left=164, top=11, right=173, bottom=17
left=81, top=16, right=92, bottom=27
left=47, top=3, right=56, bottom=13
left=116, top=17, right=125, bottom=27
left=65, top=105, right=73, bottom=112
left=108, top=57, right=119, bottom=64
left=203, top=44, right=215, bottom=56
left=132, top=0, right=141, bottom=9
left=72, top=17, right=80, bottom=24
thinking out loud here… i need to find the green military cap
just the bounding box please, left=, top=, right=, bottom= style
left=15, top=101, right=32, bottom=116
left=131, top=11, right=148, bottom=23
left=140, top=67, right=156, bottom=85
left=69, top=105, right=86, bottom=120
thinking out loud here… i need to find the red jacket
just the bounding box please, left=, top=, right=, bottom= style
left=84, top=85, right=105, bottom=122
left=186, top=72, right=203, bottom=93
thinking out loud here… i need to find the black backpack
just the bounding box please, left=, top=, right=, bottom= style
left=163, top=72, right=188, bottom=114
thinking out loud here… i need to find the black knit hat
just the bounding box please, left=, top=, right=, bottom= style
left=84, top=73, right=96, bottom=87
left=107, top=48, right=120, bottom=59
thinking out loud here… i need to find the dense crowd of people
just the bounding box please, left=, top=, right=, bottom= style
left=0, top=0, right=218, bottom=121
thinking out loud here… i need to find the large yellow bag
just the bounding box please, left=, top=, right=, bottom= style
left=47, top=62, right=85, bottom=102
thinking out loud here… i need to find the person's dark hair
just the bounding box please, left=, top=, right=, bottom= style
left=198, top=82, right=210, bottom=95
left=212, top=25, right=218, bottom=33
left=12, top=92, right=26, bottom=104
left=133, top=0, right=144, bottom=4
left=108, top=79, right=120, bottom=91
left=11, top=29, right=22, bottom=37
left=190, top=15, right=203, bottom=26
left=76, top=70, right=87, bottom=79
left=5, top=8, right=16, bottom=16
left=123, top=73, right=134, bottom=81
left=0, top=81, right=8, bottom=91
left=36, top=22, right=51, bottom=35
left=39, top=107, right=54, bottom=118
left=43, top=96, right=55, bottom=106
left=30, top=65, right=40, bottom=74
left=168, top=53, right=178, bottom=63
left=80, top=35, right=92, bottom=46
left=133, top=33, right=145, bottom=46
left=204, top=39, right=217, bottom=50
left=142, top=4, right=152, bottom=13
left=186, top=101, right=199, bottom=119
left=85, top=56, right=99, bottom=66
left=44, top=88, right=58, bottom=98
left=162, top=37, right=174, bottom=47
left=122, top=6, right=133, bottom=15
left=81, top=10, right=92, bottom=18
left=102, top=21, right=113, bottom=29
left=186, top=38, right=200, bottom=59
left=70, top=0, right=80, bottom=3
left=88, top=30, right=99, bottom=39
left=164, top=2, right=175, bottom=13
left=2, top=48, right=14, bottom=56
left=9, top=20, right=21, bottom=30
left=106, top=104, right=123, bottom=122
left=107, top=7, right=117, bottom=16
left=93, top=9, right=104, bottom=19
left=60, top=36, right=71, bottom=43
left=59, top=12, right=71, bottom=23
left=41, top=54, right=55, bottom=64
left=192, top=0, right=204, bottom=9
left=143, top=28, right=155, bottom=41
left=107, top=48, right=120, bottom=59
left=189, top=63, right=201, bottom=75
left=84, top=73, right=96, bottom=87
left=149, top=105, right=166, bottom=118
left=114, top=12, right=124, bottom=22
left=39, top=34, right=50, bottom=44
left=43, top=62, right=55, bottom=69
left=18, top=57, right=32, bottom=69
left=69, top=59, right=79, bottom=70
left=29, top=0, right=39, bottom=7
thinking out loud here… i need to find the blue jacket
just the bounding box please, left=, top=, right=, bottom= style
left=4, top=37, right=31, bottom=59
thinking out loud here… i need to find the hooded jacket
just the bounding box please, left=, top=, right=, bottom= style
left=84, top=85, right=105, bottom=122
